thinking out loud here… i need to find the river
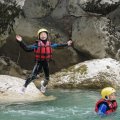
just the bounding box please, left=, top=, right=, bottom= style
left=0, top=89, right=119, bottom=120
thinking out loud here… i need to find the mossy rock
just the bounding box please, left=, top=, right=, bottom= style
left=75, top=64, right=88, bottom=75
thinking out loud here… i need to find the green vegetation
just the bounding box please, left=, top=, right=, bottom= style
left=75, top=64, right=88, bottom=75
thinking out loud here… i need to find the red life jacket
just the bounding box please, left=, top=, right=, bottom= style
left=95, top=98, right=117, bottom=114
left=34, top=40, right=52, bottom=61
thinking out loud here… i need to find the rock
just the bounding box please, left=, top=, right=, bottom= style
left=23, top=0, right=59, bottom=18
left=51, top=0, right=85, bottom=35
left=1, top=0, right=120, bottom=75
left=67, top=0, right=88, bottom=17
left=0, top=56, right=26, bottom=78
left=15, top=0, right=26, bottom=8
left=72, top=16, right=120, bottom=59
left=50, top=47, right=81, bottom=73
left=79, top=0, right=120, bottom=15
left=12, top=0, right=120, bottom=62
left=0, top=0, right=23, bottom=47
left=0, top=75, right=55, bottom=104
left=14, top=17, right=38, bottom=37
left=51, top=0, right=68, bottom=19
left=49, top=58, right=120, bottom=89
left=0, top=34, right=9, bottom=48
left=0, top=34, right=81, bottom=72
left=108, top=6, right=120, bottom=31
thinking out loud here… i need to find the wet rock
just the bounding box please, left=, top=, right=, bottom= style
left=49, top=58, right=120, bottom=89
left=0, top=75, right=55, bottom=104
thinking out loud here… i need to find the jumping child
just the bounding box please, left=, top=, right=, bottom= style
left=16, top=28, right=72, bottom=93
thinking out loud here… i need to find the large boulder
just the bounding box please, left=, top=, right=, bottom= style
left=1, top=0, right=120, bottom=74
left=51, top=0, right=68, bottom=19
left=0, top=35, right=81, bottom=72
left=72, top=16, right=120, bottom=59
left=108, top=6, right=120, bottom=31
left=79, top=0, right=120, bottom=15
left=51, top=0, right=120, bottom=17
left=14, top=17, right=38, bottom=37
left=67, top=0, right=89, bottom=17
left=23, top=0, right=59, bottom=18
left=0, top=56, right=26, bottom=78
left=50, top=47, right=81, bottom=73
left=49, top=58, right=120, bottom=89
left=12, top=0, right=120, bottom=62
left=0, top=75, right=55, bottom=104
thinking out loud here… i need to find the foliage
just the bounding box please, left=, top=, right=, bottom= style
left=0, top=0, right=23, bottom=35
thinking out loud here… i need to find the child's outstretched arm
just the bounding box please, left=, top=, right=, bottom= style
left=16, top=35, right=37, bottom=52
left=51, top=40, right=72, bottom=48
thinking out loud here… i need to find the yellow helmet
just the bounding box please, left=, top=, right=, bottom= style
left=37, top=28, right=48, bottom=36
left=101, top=87, right=116, bottom=99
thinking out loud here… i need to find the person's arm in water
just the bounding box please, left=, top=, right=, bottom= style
left=51, top=40, right=72, bottom=48
left=16, top=35, right=37, bottom=52
left=98, top=103, right=107, bottom=116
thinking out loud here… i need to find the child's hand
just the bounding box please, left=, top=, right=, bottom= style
left=16, top=35, right=22, bottom=42
left=67, top=40, right=72, bottom=46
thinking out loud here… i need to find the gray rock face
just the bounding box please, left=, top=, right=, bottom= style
left=0, top=0, right=23, bottom=47
left=14, top=0, right=26, bottom=8
left=0, top=56, right=25, bottom=78
left=0, top=34, right=81, bottom=71
left=72, top=16, right=120, bottom=59
left=0, top=35, right=8, bottom=48
left=50, top=47, right=81, bottom=73
left=1, top=0, right=120, bottom=73
left=51, top=0, right=68, bottom=19
left=67, top=0, right=89, bottom=17
left=49, top=58, right=120, bottom=89
left=23, top=0, right=59, bottom=18
left=79, top=0, right=120, bottom=15
left=108, top=6, right=120, bottom=31
left=0, top=75, right=55, bottom=104
left=14, top=18, right=38, bottom=38
left=12, top=0, right=120, bottom=62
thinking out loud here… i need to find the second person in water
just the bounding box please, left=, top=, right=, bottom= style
left=95, top=87, right=117, bottom=116
left=16, top=28, right=72, bottom=93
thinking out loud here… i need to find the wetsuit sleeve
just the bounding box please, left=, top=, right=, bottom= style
left=51, top=43, right=68, bottom=48
left=98, top=103, right=107, bottom=116
left=18, top=41, right=37, bottom=52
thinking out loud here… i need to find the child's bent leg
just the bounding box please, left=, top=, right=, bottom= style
left=24, top=74, right=36, bottom=87
left=24, top=62, right=42, bottom=88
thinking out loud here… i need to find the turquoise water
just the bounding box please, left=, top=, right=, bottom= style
left=0, top=89, right=120, bottom=120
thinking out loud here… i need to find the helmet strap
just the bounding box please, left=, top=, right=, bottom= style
left=105, top=96, right=109, bottom=100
